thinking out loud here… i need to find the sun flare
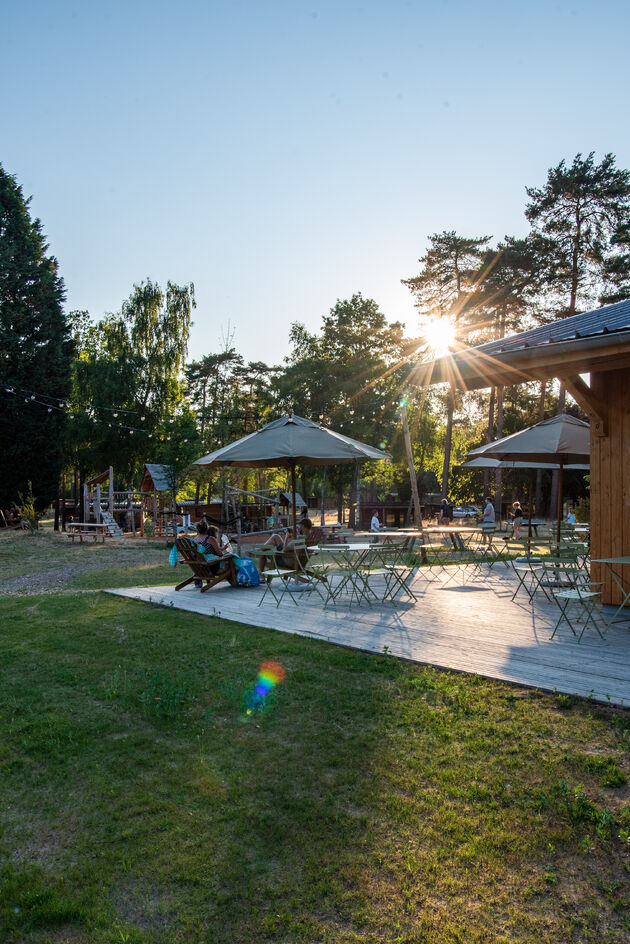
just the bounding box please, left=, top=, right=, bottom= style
left=420, top=315, right=456, bottom=358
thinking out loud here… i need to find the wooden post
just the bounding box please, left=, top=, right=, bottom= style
left=153, top=489, right=158, bottom=535
left=61, top=474, right=66, bottom=531
left=83, top=482, right=88, bottom=522
left=128, top=489, right=136, bottom=536
left=320, top=468, right=326, bottom=527
left=95, top=484, right=102, bottom=523
left=401, top=405, right=423, bottom=530
left=108, top=466, right=114, bottom=513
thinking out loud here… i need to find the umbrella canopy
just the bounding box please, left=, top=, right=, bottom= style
left=463, top=456, right=589, bottom=471
left=466, top=414, right=590, bottom=541
left=467, top=414, right=589, bottom=465
left=194, top=413, right=390, bottom=537
left=194, top=413, right=389, bottom=468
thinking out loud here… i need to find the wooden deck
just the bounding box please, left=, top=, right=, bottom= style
left=108, top=564, right=630, bottom=706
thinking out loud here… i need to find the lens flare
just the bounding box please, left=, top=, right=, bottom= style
left=244, top=660, right=286, bottom=716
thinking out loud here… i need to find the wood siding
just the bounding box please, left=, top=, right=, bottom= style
left=590, top=368, right=630, bottom=605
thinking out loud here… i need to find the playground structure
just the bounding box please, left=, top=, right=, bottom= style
left=56, top=467, right=310, bottom=540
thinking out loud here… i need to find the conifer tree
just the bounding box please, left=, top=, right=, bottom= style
left=0, top=165, right=72, bottom=511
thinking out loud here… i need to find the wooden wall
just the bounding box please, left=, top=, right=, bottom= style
left=590, top=368, right=630, bottom=605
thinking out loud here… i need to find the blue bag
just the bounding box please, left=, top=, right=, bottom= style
left=232, top=555, right=261, bottom=587
left=168, top=544, right=178, bottom=567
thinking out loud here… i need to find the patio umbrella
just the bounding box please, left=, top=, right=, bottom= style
left=194, top=413, right=390, bottom=538
left=466, top=414, right=590, bottom=542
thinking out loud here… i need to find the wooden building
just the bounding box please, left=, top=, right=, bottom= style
left=421, top=299, right=630, bottom=606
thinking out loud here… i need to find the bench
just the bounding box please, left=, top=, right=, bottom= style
left=66, top=523, right=109, bottom=543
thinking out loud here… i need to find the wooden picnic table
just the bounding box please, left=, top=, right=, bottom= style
left=66, top=522, right=110, bottom=543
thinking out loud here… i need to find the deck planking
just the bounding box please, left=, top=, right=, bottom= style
left=108, top=565, right=630, bottom=706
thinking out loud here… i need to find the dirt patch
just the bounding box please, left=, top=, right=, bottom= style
left=0, top=562, right=104, bottom=596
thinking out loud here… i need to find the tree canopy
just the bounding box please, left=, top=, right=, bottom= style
left=0, top=164, right=73, bottom=510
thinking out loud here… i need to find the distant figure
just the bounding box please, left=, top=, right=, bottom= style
left=482, top=497, right=495, bottom=545
left=567, top=508, right=576, bottom=526
left=438, top=499, right=451, bottom=525
left=370, top=510, right=381, bottom=532
left=511, top=501, right=523, bottom=540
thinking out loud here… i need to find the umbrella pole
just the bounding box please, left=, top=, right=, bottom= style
left=290, top=460, right=298, bottom=573
left=527, top=471, right=533, bottom=555
left=290, top=461, right=298, bottom=540
left=556, top=463, right=564, bottom=544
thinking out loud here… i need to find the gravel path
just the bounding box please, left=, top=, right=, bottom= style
left=0, top=562, right=105, bottom=596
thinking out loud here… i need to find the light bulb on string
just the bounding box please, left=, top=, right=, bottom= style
left=47, top=407, right=52, bottom=413
left=140, top=415, right=145, bottom=421
left=113, top=412, right=118, bottom=418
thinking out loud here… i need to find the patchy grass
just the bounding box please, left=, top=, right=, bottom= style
left=0, top=530, right=173, bottom=594
left=1, top=591, right=630, bottom=943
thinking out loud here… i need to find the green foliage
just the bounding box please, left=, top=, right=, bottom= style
left=15, top=481, right=39, bottom=531
left=525, top=151, right=630, bottom=317
left=65, top=279, right=195, bottom=481
left=0, top=164, right=73, bottom=510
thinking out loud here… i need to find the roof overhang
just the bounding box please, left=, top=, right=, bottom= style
left=422, top=330, right=630, bottom=391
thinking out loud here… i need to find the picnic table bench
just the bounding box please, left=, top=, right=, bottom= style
left=66, top=522, right=110, bottom=543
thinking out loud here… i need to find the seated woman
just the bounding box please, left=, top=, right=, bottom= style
left=262, top=517, right=314, bottom=570
left=193, top=521, right=233, bottom=586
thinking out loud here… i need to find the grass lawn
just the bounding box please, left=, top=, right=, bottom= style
left=1, top=530, right=630, bottom=942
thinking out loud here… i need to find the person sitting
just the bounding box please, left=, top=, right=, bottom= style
left=262, top=517, right=314, bottom=571
left=567, top=508, right=577, bottom=526
left=193, top=521, right=231, bottom=586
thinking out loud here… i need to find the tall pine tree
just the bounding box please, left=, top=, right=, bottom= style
left=0, top=165, right=72, bottom=511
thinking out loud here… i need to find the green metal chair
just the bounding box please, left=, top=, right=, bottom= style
left=541, top=560, right=605, bottom=642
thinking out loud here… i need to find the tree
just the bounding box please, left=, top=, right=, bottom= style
left=525, top=152, right=630, bottom=516
left=403, top=231, right=491, bottom=497
left=525, top=152, right=630, bottom=319
left=0, top=165, right=73, bottom=510
left=66, top=280, right=195, bottom=483
left=275, top=294, right=411, bottom=524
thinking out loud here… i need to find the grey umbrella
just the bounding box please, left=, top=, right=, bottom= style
left=194, top=413, right=390, bottom=537
left=466, top=414, right=590, bottom=541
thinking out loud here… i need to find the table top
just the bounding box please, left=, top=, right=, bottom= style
left=319, top=543, right=375, bottom=552
left=592, top=557, right=630, bottom=565
left=67, top=521, right=108, bottom=529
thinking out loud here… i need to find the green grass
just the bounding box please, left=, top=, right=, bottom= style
left=2, top=588, right=630, bottom=943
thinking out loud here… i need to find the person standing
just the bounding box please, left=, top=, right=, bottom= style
left=370, top=510, right=381, bottom=532
left=482, top=497, right=495, bottom=544
left=511, top=501, right=523, bottom=539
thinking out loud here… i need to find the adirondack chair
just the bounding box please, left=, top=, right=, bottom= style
left=174, top=537, right=237, bottom=593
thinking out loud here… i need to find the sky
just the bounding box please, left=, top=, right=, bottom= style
left=2, top=0, right=630, bottom=366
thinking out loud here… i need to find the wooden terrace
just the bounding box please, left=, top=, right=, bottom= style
left=110, top=563, right=630, bottom=707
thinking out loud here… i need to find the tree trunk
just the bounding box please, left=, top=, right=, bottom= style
left=494, top=385, right=504, bottom=521
left=401, top=405, right=423, bottom=528
left=337, top=483, right=344, bottom=524
left=441, top=386, right=455, bottom=499
left=484, top=386, right=496, bottom=498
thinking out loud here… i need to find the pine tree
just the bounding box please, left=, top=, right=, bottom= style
left=0, top=165, right=73, bottom=511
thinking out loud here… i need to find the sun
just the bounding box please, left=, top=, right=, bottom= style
left=420, top=315, right=456, bottom=358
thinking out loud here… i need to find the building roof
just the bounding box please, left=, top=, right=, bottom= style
left=424, top=298, right=630, bottom=391
left=142, top=463, right=175, bottom=492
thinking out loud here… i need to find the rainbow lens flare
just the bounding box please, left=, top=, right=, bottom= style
left=244, top=660, right=287, bottom=716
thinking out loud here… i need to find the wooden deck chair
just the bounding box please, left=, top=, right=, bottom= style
left=174, top=537, right=237, bottom=593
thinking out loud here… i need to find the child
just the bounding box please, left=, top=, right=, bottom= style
left=512, top=501, right=523, bottom=539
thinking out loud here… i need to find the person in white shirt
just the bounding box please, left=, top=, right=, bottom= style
left=370, top=511, right=381, bottom=532
left=482, top=497, right=495, bottom=544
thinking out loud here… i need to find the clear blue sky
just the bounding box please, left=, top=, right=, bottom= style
left=3, top=0, right=629, bottom=364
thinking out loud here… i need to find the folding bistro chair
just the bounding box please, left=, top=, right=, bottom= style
left=257, top=547, right=299, bottom=607
left=542, top=560, right=605, bottom=642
